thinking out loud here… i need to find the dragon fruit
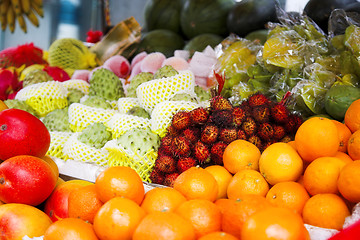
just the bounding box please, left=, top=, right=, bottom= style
left=0, top=43, right=47, bottom=68
left=0, top=69, right=21, bottom=100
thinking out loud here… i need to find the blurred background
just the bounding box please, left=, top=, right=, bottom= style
left=0, top=0, right=308, bottom=50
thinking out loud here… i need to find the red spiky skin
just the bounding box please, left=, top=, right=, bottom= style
left=257, top=122, right=274, bottom=141
left=237, top=129, right=247, bottom=140
left=232, top=106, right=247, bottom=126
left=183, top=127, right=200, bottom=144
left=241, top=117, right=257, bottom=136
left=167, top=125, right=181, bottom=137
left=286, top=114, right=303, bottom=133
left=210, top=141, right=227, bottom=165
left=210, top=95, right=233, bottom=111
left=248, top=135, right=262, bottom=150
left=177, top=157, right=197, bottom=173
left=252, top=105, right=270, bottom=123
left=155, top=155, right=176, bottom=173
left=149, top=169, right=165, bottom=184
left=200, top=124, right=219, bottom=144
left=163, top=173, right=180, bottom=187
left=272, top=125, right=286, bottom=140
left=159, top=135, right=173, bottom=156
left=190, top=107, right=209, bottom=125
left=270, top=103, right=289, bottom=123
left=171, top=136, right=191, bottom=158
left=209, top=110, right=233, bottom=127
left=218, top=128, right=238, bottom=143
left=193, top=141, right=210, bottom=164
left=248, top=92, right=270, bottom=107
left=172, top=111, right=192, bottom=130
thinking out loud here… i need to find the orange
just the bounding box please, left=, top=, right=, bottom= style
left=295, top=117, right=340, bottom=162
left=265, top=181, right=310, bottom=215
left=222, top=139, right=261, bottom=174
left=175, top=199, right=222, bottom=238
left=95, top=166, right=145, bottom=204
left=221, top=194, right=272, bottom=239
left=303, top=157, right=344, bottom=195
left=241, top=207, right=310, bottom=240
left=0, top=100, right=8, bottom=111
left=259, top=142, right=303, bottom=185
left=347, top=130, right=360, bottom=160
left=214, top=198, right=232, bottom=214
left=173, top=167, right=218, bottom=202
left=93, top=197, right=146, bottom=240
left=68, top=184, right=103, bottom=224
left=0, top=203, right=52, bottom=240
left=132, top=211, right=196, bottom=240
left=338, top=160, right=360, bottom=203
left=334, top=151, right=353, bottom=165
left=198, top=231, right=239, bottom=240
left=140, top=187, right=186, bottom=213
left=43, top=218, right=98, bottom=240
left=287, top=140, right=297, bottom=150
left=332, top=120, right=352, bottom=152
left=302, top=193, right=350, bottom=230
left=205, top=165, right=233, bottom=199
left=41, top=155, right=59, bottom=178
left=227, top=169, right=269, bottom=199
left=297, top=175, right=305, bottom=187
left=344, top=98, right=360, bottom=133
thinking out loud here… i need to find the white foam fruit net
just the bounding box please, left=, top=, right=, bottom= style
left=117, top=97, right=140, bottom=114
left=15, top=81, right=69, bottom=117
left=61, top=79, right=90, bottom=94
left=104, top=139, right=158, bottom=182
left=68, top=103, right=117, bottom=132
left=151, top=100, right=200, bottom=137
left=136, top=70, right=196, bottom=112
left=47, top=131, right=73, bottom=160
left=63, top=132, right=109, bottom=167
left=105, top=113, right=151, bottom=139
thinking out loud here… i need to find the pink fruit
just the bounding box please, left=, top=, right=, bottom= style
left=103, top=55, right=131, bottom=78
left=128, top=61, right=143, bottom=81
left=140, top=52, right=166, bottom=73
left=131, top=51, right=147, bottom=68
left=71, top=69, right=90, bottom=82
left=161, top=57, right=190, bottom=71
left=0, top=155, right=57, bottom=206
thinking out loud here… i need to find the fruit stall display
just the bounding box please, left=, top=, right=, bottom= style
left=1, top=0, right=360, bottom=239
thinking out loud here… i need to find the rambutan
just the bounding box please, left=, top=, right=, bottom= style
left=183, top=127, right=200, bottom=143
left=200, top=124, right=219, bottom=144
left=218, top=128, right=238, bottom=143
left=270, top=103, right=289, bottom=123
left=284, top=114, right=303, bottom=134
left=163, top=172, right=180, bottom=187
left=237, top=129, right=247, bottom=140
left=272, top=124, right=286, bottom=140
left=210, top=95, right=233, bottom=111
left=248, top=135, right=262, bottom=150
left=177, top=157, right=197, bottom=173
left=257, top=122, right=274, bottom=141
left=251, top=105, right=270, bottom=123
left=149, top=168, right=165, bottom=184
left=241, top=117, right=257, bottom=136
left=159, top=135, right=173, bottom=155
left=210, top=141, right=227, bottom=165
left=172, top=111, right=192, bottom=130
left=209, top=109, right=233, bottom=127
left=155, top=155, right=176, bottom=173
left=190, top=107, right=209, bottom=125
left=171, top=136, right=191, bottom=157
left=193, top=141, right=210, bottom=164
left=247, top=92, right=270, bottom=107
left=232, top=106, right=247, bottom=126
left=167, top=125, right=181, bottom=137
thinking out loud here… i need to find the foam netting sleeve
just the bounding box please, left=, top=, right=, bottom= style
left=105, top=113, right=151, bottom=139
left=15, top=81, right=69, bottom=117
left=68, top=103, right=117, bottom=132
left=136, top=70, right=196, bottom=113
left=117, top=97, right=140, bottom=114
left=151, top=100, right=200, bottom=137
left=104, top=139, right=158, bottom=182
left=63, top=132, right=109, bottom=167
left=47, top=131, right=73, bottom=160
left=61, top=79, right=90, bottom=94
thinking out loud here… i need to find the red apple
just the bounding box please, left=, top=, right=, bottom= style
left=0, top=108, right=51, bottom=160
left=44, top=179, right=93, bottom=222
left=0, top=155, right=57, bottom=206
left=0, top=203, right=53, bottom=240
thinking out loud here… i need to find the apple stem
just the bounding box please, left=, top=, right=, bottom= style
left=0, top=124, right=6, bottom=131
left=0, top=177, right=4, bottom=185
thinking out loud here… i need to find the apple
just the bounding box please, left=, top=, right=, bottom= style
left=0, top=203, right=53, bottom=240
left=0, top=155, right=57, bottom=206
left=0, top=108, right=51, bottom=160
left=44, top=179, right=93, bottom=222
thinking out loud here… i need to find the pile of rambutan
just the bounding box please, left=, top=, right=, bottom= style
left=150, top=92, right=304, bottom=187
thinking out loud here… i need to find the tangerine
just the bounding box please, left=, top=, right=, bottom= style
left=338, top=160, right=360, bottom=203
left=205, top=165, right=233, bottom=199
left=331, top=120, right=352, bottom=152
left=344, top=99, right=360, bottom=133
left=347, top=130, right=360, bottom=160
left=198, top=231, right=239, bottom=240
